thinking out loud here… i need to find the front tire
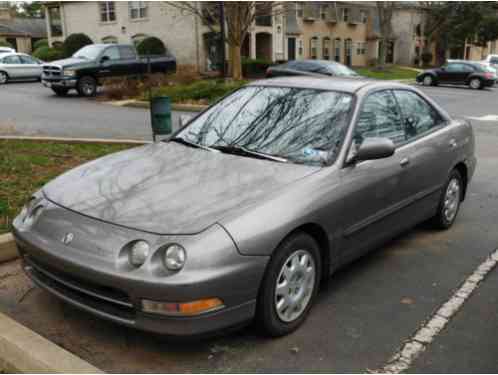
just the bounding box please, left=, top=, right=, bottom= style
left=256, top=232, right=321, bottom=337
left=431, top=169, right=463, bottom=229
left=422, top=75, right=435, bottom=86
left=0, top=71, right=8, bottom=84
left=77, top=76, right=97, bottom=97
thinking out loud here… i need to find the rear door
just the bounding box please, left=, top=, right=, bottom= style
left=118, top=45, right=141, bottom=75
left=393, top=89, right=454, bottom=221
left=1, top=55, right=23, bottom=78
left=339, top=90, right=408, bottom=262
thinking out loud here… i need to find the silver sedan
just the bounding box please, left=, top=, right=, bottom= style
left=13, top=77, right=476, bottom=337
left=0, top=52, right=43, bottom=84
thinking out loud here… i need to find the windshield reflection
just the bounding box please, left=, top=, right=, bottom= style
left=176, top=86, right=353, bottom=165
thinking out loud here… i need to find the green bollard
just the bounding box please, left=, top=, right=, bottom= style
left=150, top=96, right=172, bottom=141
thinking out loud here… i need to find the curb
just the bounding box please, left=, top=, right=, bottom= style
left=0, top=135, right=150, bottom=145
left=0, top=312, right=103, bottom=373
left=113, top=100, right=207, bottom=112
left=0, top=234, right=18, bottom=263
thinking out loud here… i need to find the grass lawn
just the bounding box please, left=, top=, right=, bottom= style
left=143, top=79, right=248, bottom=105
left=0, top=140, right=134, bottom=235
left=354, top=66, right=419, bottom=80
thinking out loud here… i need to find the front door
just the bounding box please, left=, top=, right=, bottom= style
left=19, top=55, right=42, bottom=78
left=98, top=46, right=121, bottom=77
left=439, top=62, right=470, bottom=84
left=287, top=38, right=296, bottom=61
left=344, top=39, right=352, bottom=66
left=340, top=90, right=407, bottom=263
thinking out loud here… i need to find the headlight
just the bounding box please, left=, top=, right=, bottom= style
left=23, top=204, right=44, bottom=226
left=129, top=240, right=150, bottom=267
left=163, top=244, right=186, bottom=271
left=63, top=69, right=76, bottom=77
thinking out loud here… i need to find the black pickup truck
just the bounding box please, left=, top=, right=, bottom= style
left=41, top=43, right=176, bottom=97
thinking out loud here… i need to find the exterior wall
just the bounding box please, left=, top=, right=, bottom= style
left=46, top=2, right=204, bottom=71
left=15, top=36, right=31, bottom=53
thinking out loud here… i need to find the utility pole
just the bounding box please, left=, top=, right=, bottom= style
left=219, top=1, right=226, bottom=77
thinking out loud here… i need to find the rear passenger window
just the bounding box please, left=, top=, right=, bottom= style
left=394, top=90, right=444, bottom=139
left=355, top=91, right=405, bottom=145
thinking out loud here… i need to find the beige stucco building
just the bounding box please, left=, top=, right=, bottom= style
left=0, top=2, right=46, bottom=53
left=44, top=1, right=437, bottom=71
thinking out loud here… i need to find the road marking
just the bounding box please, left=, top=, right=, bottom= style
left=467, top=115, right=498, bottom=122
left=379, top=248, right=498, bottom=373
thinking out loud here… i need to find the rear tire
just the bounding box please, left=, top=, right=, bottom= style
left=77, top=76, right=97, bottom=97
left=422, top=74, right=435, bottom=86
left=52, top=87, right=69, bottom=96
left=469, top=77, right=482, bottom=90
left=0, top=71, right=8, bottom=84
left=431, top=169, right=463, bottom=229
left=256, top=232, right=321, bottom=337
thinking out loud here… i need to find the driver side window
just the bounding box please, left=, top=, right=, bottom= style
left=102, top=46, right=120, bottom=60
left=355, top=91, right=404, bottom=146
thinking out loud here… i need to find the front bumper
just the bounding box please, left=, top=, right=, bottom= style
left=13, top=202, right=268, bottom=336
left=42, top=76, right=77, bottom=89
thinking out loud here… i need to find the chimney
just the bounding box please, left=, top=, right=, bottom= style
left=0, top=2, right=12, bottom=21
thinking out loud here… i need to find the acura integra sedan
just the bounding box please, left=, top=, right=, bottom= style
left=13, top=77, right=476, bottom=337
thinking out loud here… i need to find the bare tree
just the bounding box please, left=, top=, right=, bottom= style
left=165, top=2, right=279, bottom=80
left=376, top=1, right=395, bottom=68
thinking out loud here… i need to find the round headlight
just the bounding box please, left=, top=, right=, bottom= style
left=164, top=244, right=186, bottom=271
left=129, top=240, right=150, bottom=267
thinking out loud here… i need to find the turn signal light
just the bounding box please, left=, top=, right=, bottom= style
left=142, top=298, right=224, bottom=316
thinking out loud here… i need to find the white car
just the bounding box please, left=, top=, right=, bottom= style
left=480, top=55, right=498, bottom=73
left=0, top=52, right=43, bottom=84
left=0, top=47, right=15, bottom=54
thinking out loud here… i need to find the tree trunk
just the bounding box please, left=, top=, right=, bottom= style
left=230, top=43, right=243, bottom=80
left=378, top=40, right=387, bottom=68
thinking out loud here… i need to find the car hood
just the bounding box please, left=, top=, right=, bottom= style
left=44, top=57, right=93, bottom=69
left=42, top=142, right=320, bottom=235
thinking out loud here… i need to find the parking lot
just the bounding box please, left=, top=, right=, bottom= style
left=1, top=81, right=498, bottom=372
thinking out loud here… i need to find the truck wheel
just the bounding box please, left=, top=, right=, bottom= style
left=52, top=87, right=69, bottom=96
left=0, top=71, right=8, bottom=84
left=77, top=76, right=97, bottom=97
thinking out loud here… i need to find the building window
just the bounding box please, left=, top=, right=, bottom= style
left=360, top=10, right=368, bottom=24
left=132, top=33, right=149, bottom=46
left=130, top=1, right=147, bottom=19
left=102, top=36, right=118, bottom=44
left=48, top=6, right=63, bottom=37
left=342, top=8, right=349, bottom=22
left=356, top=42, right=367, bottom=55
left=296, top=2, right=303, bottom=18
left=320, top=4, right=327, bottom=20
left=323, top=37, right=331, bottom=60
left=310, top=37, right=319, bottom=59
left=100, top=2, right=116, bottom=23
left=334, top=38, right=341, bottom=62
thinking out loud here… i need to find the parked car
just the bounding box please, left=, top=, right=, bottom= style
left=14, top=77, right=475, bottom=337
left=0, top=47, right=15, bottom=54
left=480, top=54, right=498, bottom=74
left=41, top=43, right=176, bottom=97
left=266, top=59, right=361, bottom=79
left=0, top=52, right=43, bottom=84
left=416, top=60, right=497, bottom=89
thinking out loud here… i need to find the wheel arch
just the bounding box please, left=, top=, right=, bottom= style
left=0, top=70, right=9, bottom=80
left=453, top=161, right=468, bottom=201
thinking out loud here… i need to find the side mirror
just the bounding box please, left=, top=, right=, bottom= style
left=354, top=137, right=395, bottom=162
left=100, top=55, right=110, bottom=63
left=179, top=115, right=193, bottom=128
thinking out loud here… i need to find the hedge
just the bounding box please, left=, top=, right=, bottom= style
left=33, top=39, right=49, bottom=50
left=242, top=58, right=272, bottom=78
left=136, top=37, right=166, bottom=56
left=62, top=33, right=93, bottom=58
left=0, top=39, right=13, bottom=48
left=33, top=46, right=64, bottom=62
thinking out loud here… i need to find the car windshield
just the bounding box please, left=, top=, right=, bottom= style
left=73, top=45, right=105, bottom=60
left=330, top=64, right=359, bottom=77
left=175, top=86, right=353, bottom=165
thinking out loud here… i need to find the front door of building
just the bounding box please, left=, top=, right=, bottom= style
left=288, top=38, right=296, bottom=60
left=344, top=39, right=352, bottom=66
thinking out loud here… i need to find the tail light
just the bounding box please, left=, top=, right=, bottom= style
left=484, top=72, right=496, bottom=79
left=265, top=68, right=272, bottom=78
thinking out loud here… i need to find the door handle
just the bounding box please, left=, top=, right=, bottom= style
left=400, top=158, right=410, bottom=167
left=449, top=139, right=457, bottom=148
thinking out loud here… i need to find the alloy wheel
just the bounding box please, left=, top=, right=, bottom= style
left=423, top=75, right=433, bottom=86
left=443, top=177, right=461, bottom=223
left=274, top=249, right=316, bottom=323
left=470, top=78, right=481, bottom=89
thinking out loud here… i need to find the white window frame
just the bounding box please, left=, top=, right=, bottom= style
left=130, top=1, right=148, bottom=20
left=342, top=8, right=349, bottom=22
left=100, top=2, right=116, bottom=23
left=310, top=37, right=319, bottom=59
left=360, top=10, right=368, bottom=24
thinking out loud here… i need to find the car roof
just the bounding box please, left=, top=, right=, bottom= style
left=248, top=76, right=409, bottom=94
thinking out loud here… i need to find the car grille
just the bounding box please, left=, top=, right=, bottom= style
left=42, top=65, right=62, bottom=78
left=23, top=254, right=136, bottom=323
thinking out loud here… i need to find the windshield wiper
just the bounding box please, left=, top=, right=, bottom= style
left=170, top=137, right=219, bottom=152
left=213, top=145, right=288, bottom=163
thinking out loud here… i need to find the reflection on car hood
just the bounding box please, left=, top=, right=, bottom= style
left=44, top=57, right=92, bottom=69
left=43, top=142, right=320, bottom=234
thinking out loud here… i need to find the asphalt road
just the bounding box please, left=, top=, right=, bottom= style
left=0, top=82, right=190, bottom=141
left=1, top=81, right=498, bottom=372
